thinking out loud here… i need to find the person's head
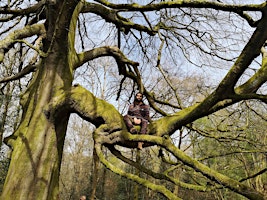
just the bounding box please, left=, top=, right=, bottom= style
left=80, top=195, right=86, bottom=200
left=134, top=92, right=143, bottom=103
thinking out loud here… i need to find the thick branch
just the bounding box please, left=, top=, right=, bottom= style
left=108, top=145, right=208, bottom=192
left=0, top=1, right=45, bottom=15
left=81, top=2, right=157, bottom=35
left=75, top=46, right=139, bottom=70
left=94, top=143, right=182, bottom=200
left=214, top=14, right=267, bottom=95
left=235, top=47, right=267, bottom=94
left=95, top=0, right=266, bottom=13
left=68, top=84, right=127, bottom=131
left=0, top=64, right=36, bottom=84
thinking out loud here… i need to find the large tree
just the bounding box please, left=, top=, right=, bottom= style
left=1, top=0, right=267, bottom=199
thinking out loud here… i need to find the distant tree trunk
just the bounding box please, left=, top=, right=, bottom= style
left=253, top=154, right=267, bottom=197
left=90, top=149, right=100, bottom=200
left=134, top=150, right=141, bottom=200
left=0, top=83, right=12, bottom=147
left=100, top=149, right=108, bottom=200
left=148, top=147, right=161, bottom=200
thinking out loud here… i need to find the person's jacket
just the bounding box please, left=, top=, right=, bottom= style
left=127, top=103, right=151, bottom=121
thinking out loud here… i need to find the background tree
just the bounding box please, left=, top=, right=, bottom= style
left=59, top=114, right=93, bottom=200
left=1, top=0, right=267, bottom=199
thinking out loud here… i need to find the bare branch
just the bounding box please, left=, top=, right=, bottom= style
left=81, top=2, right=158, bottom=35
left=0, top=1, right=45, bottom=15
left=76, top=46, right=139, bottom=69
left=0, top=64, right=36, bottom=84
left=95, top=0, right=266, bottom=13
left=0, top=23, right=46, bottom=63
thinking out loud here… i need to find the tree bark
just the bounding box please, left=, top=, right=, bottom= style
left=2, top=74, right=71, bottom=199
left=2, top=38, right=73, bottom=200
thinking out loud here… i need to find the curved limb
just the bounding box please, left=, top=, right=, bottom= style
left=94, top=142, right=182, bottom=200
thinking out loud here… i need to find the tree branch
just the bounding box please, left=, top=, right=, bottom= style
left=214, top=15, right=267, bottom=96
left=94, top=143, right=182, bottom=200
left=108, top=145, right=209, bottom=192
left=0, top=64, right=36, bottom=84
left=0, top=0, right=45, bottom=15
left=81, top=2, right=158, bottom=35
left=239, top=168, right=267, bottom=182
left=76, top=46, right=138, bottom=69
left=0, top=23, right=46, bottom=63
left=68, top=84, right=127, bottom=131
left=125, top=133, right=266, bottom=200
left=95, top=0, right=266, bottom=13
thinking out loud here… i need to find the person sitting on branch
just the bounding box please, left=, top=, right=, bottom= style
left=123, top=92, right=151, bottom=149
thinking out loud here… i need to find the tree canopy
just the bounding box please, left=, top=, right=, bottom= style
left=0, top=0, right=267, bottom=199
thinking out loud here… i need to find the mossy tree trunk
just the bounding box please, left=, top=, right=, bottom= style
left=1, top=42, right=73, bottom=199
left=1, top=0, right=79, bottom=199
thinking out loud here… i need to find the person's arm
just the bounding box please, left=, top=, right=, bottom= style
left=127, top=104, right=134, bottom=116
left=142, top=105, right=151, bottom=122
